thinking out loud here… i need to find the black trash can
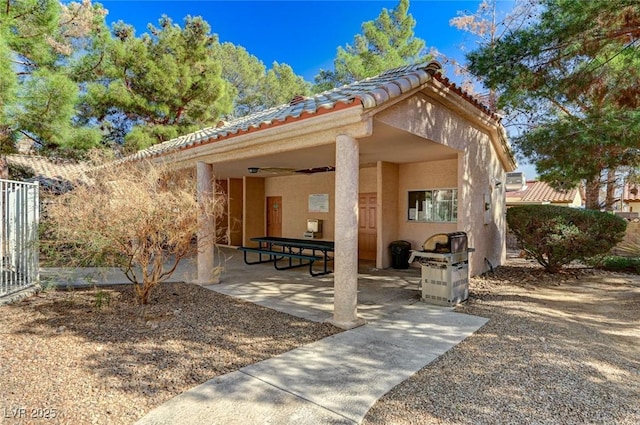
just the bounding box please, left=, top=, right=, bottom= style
left=389, top=240, right=411, bottom=269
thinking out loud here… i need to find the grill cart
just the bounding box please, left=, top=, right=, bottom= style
left=408, top=232, right=473, bottom=306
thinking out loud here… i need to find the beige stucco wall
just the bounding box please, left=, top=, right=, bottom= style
left=397, top=159, right=458, bottom=255
left=625, top=201, right=640, bottom=213
left=263, top=167, right=377, bottom=240
left=376, top=91, right=508, bottom=275
left=264, top=172, right=335, bottom=239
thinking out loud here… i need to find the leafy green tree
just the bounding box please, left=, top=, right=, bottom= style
left=466, top=0, right=640, bottom=209
left=313, top=0, right=427, bottom=91
left=81, top=16, right=234, bottom=153
left=261, top=62, right=310, bottom=107
left=212, top=42, right=265, bottom=118
left=213, top=43, right=309, bottom=118
left=0, top=0, right=105, bottom=157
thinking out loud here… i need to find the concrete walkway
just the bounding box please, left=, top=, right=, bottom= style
left=135, top=304, right=487, bottom=425
left=131, top=249, right=488, bottom=425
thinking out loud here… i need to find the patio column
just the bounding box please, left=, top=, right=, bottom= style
left=195, top=161, right=219, bottom=285
left=331, top=134, right=365, bottom=329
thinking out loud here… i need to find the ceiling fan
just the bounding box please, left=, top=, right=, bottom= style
left=248, top=166, right=335, bottom=175
left=248, top=167, right=297, bottom=175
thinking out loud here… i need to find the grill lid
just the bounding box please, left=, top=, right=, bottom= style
left=422, top=233, right=450, bottom=252
left=422, top=232, right=468, bottom=253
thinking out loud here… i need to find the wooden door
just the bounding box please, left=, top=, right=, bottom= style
left=358, top=193, right=377, bottom=260
left=216, top=180, right=229, bottom=244
left=266, top=196, right=282, bottom=237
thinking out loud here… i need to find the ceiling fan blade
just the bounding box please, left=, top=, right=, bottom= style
left=295, top=166, right=336, bottom=174
left=258, top=167, right=297, bottom=174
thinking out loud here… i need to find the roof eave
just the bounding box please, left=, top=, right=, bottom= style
left=149, top=105, right=371, bottom=168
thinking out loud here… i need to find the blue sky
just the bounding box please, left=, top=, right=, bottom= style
left=98, top=0, right=505, bottom=82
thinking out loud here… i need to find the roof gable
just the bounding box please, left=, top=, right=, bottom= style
left=623, top=183, right=640, bottom=202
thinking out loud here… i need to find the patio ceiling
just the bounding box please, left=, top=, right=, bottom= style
left=204, top=120, right=459, bottom=179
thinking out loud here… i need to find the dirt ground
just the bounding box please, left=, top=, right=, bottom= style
left=364, top=260, right=640, bottom=424
left=1, top=259, right=639, bottom=425
left=0, top=283, right=340, bottom=425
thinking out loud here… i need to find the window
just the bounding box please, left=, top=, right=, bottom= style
left=408, top=189, right=458, bottom=222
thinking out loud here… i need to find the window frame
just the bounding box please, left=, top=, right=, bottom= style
left=407, top=188, right=458, bottom=223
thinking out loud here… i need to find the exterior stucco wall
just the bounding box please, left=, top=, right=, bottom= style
left=377, top=92, right=508, bottom=275
left=359, top=166, right=377, bottom=194
left=398, top=159, right=458, bottom=255
left=378, top=162, right=399, bottom=268
left=265, top=172, right=335, bottom=239
left=627, top=201, right=640, bottom=212
left=263, top=167, right=377, bottom=240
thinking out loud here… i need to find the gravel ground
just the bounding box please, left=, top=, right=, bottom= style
left=364, top=260, right=640, bottom=425
left=0, top=283, right=340, bottom=425
left=2, top=259, right=639, bottom=425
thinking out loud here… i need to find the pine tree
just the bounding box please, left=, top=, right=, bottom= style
left=212, top=43, right=309, bottom=119
left=0, top=0, right=105, bottom=157
left=467, top=0, right=640, bottom=209
left=81, top=16, right=234, bottom=153
left=313, top=0, right=427, bottom=91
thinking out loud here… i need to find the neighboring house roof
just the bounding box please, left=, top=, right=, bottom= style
left=130, top=61, right=505, bottom=162
left=5, top=154, right=90, bottom=193
left=506, top=180, right=582, bottom=205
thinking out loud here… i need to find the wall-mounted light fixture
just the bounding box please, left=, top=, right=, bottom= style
left=248, top=167, right=259, bottom=174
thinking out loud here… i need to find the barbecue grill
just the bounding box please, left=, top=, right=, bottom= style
left=408, top=232, right=472, bottom=306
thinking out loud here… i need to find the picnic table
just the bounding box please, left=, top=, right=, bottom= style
left=237, top=236, right=334, bottom=276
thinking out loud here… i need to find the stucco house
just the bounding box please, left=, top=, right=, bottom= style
left=621, top=183, right=640, bottom=214
left=506, top=179, right=584, bottom=208
left=130, top=61, right=516, bottom=329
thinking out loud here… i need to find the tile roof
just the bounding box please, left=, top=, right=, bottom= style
left=5, top=154, right=90, bottom=193
left=130, top=60, right=499, bottom=161
left=506, top=180, right=581, bottom=204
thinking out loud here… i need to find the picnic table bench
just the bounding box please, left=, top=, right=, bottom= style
left=237, top=236, right=334, bottom=277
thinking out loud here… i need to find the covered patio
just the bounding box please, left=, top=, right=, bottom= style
left=130, top=61, right=516, bottom=329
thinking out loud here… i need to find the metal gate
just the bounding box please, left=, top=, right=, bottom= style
left=1, top=179, right=40, bottom=298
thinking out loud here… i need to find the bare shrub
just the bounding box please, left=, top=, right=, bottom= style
left=44, top=156, right=225, bottom=304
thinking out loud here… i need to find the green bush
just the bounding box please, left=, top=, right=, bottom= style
left=507, top=205, right=626, bottom=273
left=591, top=256, right=640, bottom=274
